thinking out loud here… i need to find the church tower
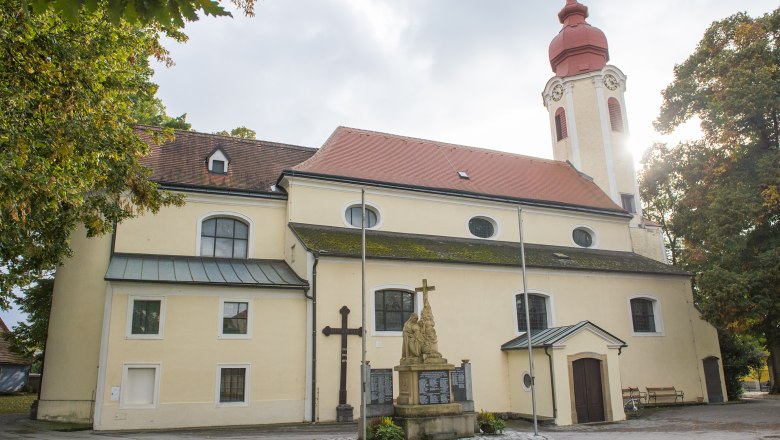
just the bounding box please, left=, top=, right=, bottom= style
left=542, top=0, right=642, bottom=223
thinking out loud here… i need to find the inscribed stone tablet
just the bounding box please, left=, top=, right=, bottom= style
left=418, top=370, right=450, bottom=405
left=451, top=367, right=467, bottom=402
left=370, top=369, right=393, bottom=405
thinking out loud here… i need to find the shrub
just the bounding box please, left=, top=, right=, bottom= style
left=367, top=417, right=404, bottom=440
left=477, top=410, right=506, bottom=434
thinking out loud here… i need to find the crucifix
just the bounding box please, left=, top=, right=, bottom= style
left=415, top=278, right=435, bottom=302
left=322, top=305, right=362, bottom=422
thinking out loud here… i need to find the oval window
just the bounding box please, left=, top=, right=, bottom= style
left=469, top=217, right=495, bottom=238
left=345, top=205, right=378, bottom=228
left=522, top=372, right=533, bottom=390
left=572, top=228, right=594, bottom=248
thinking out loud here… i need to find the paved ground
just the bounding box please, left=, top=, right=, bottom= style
left=0, top=394, right=777, bottom=440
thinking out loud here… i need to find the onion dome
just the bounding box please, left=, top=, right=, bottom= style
left=548, top=0, right=609, bottom=78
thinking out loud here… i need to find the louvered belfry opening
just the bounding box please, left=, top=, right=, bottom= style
left=608, top=97, right=624, bottom=132
left=555, top=107, right=568, bottom=141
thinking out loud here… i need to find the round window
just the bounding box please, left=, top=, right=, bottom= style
left=522, top=372, right=533, bottom=390
left=572, top=228, right=593, bottom=247
left=469, top=217, right=495, bottom=238
left=345, top=205, right=378, bottom=228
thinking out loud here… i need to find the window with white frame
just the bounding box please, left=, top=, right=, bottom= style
left=127, top=297, right=165, bottom=338
left=516, top=293, right=549, bottom=332
left=630, top=297, right=662, bottom=334
left=220, top=300, right=251, bottom=337
left=201, top=217, right=249, bottom=258
left=217, top=365, right=250, bottom=405
left=375, top=289, right=415, bottom=332
left=345, top=205, right=379, bottom=229
left=121, top=364, right=160, bottom=409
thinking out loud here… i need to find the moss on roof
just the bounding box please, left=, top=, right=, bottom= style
left=289, top=223, right=689, bottom=276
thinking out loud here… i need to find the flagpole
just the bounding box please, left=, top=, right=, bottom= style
left=360, top=189, right=367, bottom=440
left=518, top=207, right=539, bottom=436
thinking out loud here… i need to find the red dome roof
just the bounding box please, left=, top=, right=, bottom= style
left=548, top=0, right=609, bottom=78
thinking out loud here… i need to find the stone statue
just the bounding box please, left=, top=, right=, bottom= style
left=402, top=313, right=423, bottom=362
left=401, top=279, right=445, bottom=365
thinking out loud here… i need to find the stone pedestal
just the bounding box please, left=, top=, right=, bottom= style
left=393, top=362, right=475, bottom=439
left=336, top=404, right=353, bottom=422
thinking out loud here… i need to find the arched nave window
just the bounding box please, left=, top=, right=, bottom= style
left=201, top=217, right=249, bottom=259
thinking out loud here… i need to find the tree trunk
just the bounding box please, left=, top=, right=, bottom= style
left=769, top=341, right=780, bottom=395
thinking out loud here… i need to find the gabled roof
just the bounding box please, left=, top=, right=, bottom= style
left=501, top=321, right=626, bottom=350
left=0, top=317, right=30, bottom=366
left=105, top=253, right=308, bottom=289
left=288, top=223, right=689, bottom=276
left=286, top=127, right=626, bottom=215
left=136, top=126, right=317, bottom=196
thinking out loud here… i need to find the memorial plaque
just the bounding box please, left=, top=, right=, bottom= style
left=451, top=367, right=467, bottom=402
left=370, top=369, right=393, bottom=405
left=418, top=370, right=450, bottom=405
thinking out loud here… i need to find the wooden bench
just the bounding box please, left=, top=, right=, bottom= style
left=622, top=387, right=647, bottom=402
left=646, top=386, right=684, bottom=404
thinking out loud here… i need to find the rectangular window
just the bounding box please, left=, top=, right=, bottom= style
left=211, top=160, right=225, bottom=174
left=631, top=299, right=656, bottom=333
left=121, top=364, right=160, bottom=409
left=217, top=365, right=250, bottom=405
left=621, top=194, right=636, bottom=213
left=222, top=301, right=249, bottom=335
left=128, top=298, right=164, bottom=338
left=516, top=294, right=548, bottom=332
left=375, top=290, right=415, bottom=332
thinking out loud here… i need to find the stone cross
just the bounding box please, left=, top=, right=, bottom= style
left=415, top=279, right=435, bottom=301
left=322, top=305, right=363, bottom=406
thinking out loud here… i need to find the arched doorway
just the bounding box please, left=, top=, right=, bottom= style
left=572, top=358, right=605, bottom=423
left=703, top=357, right=724, bottom=403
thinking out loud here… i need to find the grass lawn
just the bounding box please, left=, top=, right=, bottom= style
left=0, top=393, right=35, bottom=414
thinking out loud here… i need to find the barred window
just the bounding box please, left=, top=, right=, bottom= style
left=631, top=298, right=656, bottom=332
left=516, top=294, right=548, bottom=332
left=219, top=367, right=247, bottom=403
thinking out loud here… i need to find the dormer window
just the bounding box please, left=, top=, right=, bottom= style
left=208, top=147, right=230, bottom=174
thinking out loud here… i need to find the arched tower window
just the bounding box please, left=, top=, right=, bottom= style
left=554, top=107, right=568, bottom=141
left=608, top=98, right=624, bottom=132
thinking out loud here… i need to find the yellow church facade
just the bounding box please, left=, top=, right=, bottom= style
left=37, top=0, right=726, bottom=431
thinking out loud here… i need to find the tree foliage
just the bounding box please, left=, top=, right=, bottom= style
left=718, top=331, right=764, bottom=399
left=642, top=7, right=780, bottom=393
left=0, top=1, right=185, bottom=301
left=23, top=0, right=256, bottom=31
left=214, top=126, right=257, bottom=139
left=2, top=279, right=53, bottom=364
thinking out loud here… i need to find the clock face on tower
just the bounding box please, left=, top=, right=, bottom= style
left=551, top=84, right=563, bottom=101
left=604, top=74, right=619, bottom=90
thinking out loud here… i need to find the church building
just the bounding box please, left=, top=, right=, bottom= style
left=38, top=0, right=726, bottom=430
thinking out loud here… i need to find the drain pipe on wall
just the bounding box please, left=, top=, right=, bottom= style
left=544, top=347, right=557, bottom=419
left=304, top=254, right=320, bottom=423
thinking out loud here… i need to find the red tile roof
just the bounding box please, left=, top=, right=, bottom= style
left=137, top=127, right=317, bottom=194
left=289, top=127, right=625, bottom=213
left=0, top=317, right=29, bottom=365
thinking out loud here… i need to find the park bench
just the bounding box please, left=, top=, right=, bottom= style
left=622, top=387, right=647, bottom=403
left=646, top=386, right=684, bottom=404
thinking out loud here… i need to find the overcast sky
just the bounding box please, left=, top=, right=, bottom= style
left=1, top=1, right=776, bottom=328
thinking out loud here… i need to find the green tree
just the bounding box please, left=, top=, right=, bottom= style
left=24, top=0, right=256, bottom=31
left=0, top=1, right=185, bottom=303
left=215, top=126, right=257, bottom=139
left=718, top=331, right=764, bottom=399
left=647, top=7, right=780, bottom=393
left=2, top=279, right=54, bottom=373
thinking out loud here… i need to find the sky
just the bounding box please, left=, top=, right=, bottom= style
left=1, top=0, right=776, bottom=329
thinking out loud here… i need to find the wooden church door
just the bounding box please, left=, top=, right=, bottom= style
left=703, top=357, right=724, bottom=403
left=572, top=358, right=605, bottom=423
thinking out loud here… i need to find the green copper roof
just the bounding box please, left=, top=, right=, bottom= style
left=105, top=253, right=308, bottom=289
left=288, top=223, right=688, bottom=276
